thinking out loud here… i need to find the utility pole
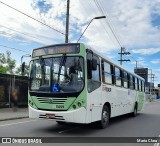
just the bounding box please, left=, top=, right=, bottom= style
left=136, top=61, right=138, bottom=69
left=65, top=0, right=70, bottom=43
left=120, top=47, right=123, bottom=65
left=118, top=47, right=130, bottom=65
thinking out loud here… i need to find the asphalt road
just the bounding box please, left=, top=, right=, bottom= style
left=0, top=100, right=160, bottom=146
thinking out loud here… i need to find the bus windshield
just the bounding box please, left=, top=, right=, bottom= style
left=30, top=56, right=84, bottom=93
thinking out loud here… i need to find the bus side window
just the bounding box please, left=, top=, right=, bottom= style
left=127, top=73, right=130, bottom=88
left=87, top=51, right=92, bottom=79
left=123, top=71, right=128, bottom=88
left=137, top=78, right=140, bottom=91
left=87, top=51, right=101, bottom=92
left=130, top=75, right=134, bottom=90
left=139, top=79, right=141, bottom=91
left=142, top=81, right=144, bottom=92
left=135, top=77, right=138, bottom=90
left=115, top=67, right=122, bottom=86
left=141, top=80, right=143, bottom=92
left=120, top=70, right=123, bottom=87
left=101, top=60, right=105, bottom=82
left=133, top=76, right=135, bottom=90
left=102, top=61, right=113, bottom=84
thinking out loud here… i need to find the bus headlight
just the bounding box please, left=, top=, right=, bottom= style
left=77, top=102, right=81, bottom=107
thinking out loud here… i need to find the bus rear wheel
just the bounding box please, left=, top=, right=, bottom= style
left=98, top=105, right=110, bottom=129
left=56, top=121, right=66, bottom=125
left=131, top=104, right=137, bottom=117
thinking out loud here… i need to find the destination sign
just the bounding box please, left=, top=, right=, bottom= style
left=32, top=44, right=80, bottom=57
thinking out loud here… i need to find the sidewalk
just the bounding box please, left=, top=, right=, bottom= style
left=0, top=108, right=28, bottom=121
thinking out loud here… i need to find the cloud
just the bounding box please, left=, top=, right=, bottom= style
left=131, top=48, right=160, bottom=55
left=151, top=59, right=160, bottom=64
left=0, top=0, right=65, bottom=46
left=0, top=0, right=160, bottom=52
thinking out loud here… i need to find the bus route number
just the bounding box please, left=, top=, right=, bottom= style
left=56, top=105, right=64, bottom=109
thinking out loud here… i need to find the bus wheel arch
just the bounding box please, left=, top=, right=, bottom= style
left=104, top=102, right=111, bottom=117
left=97, top=102, right=111, bottom=129
left=132, top=102, right=138, bottom=117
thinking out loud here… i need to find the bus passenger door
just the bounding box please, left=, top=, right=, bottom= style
left=87, top=51, right=102, bottom=122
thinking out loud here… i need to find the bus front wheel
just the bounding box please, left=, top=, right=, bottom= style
left=98, top=105, right=110, bottom=129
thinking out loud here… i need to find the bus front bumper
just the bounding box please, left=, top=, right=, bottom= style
left=29, top=105, right=86, bottom=123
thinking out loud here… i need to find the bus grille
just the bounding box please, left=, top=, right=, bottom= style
left=36, top=97, right=67, bottom=104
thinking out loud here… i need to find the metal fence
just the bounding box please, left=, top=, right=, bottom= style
left=0, top=73, right=28, bottom=108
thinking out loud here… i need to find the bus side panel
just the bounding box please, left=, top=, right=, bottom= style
left=86, top=86, right=102, bottom=123
left=137, top=92, right=145, bottom=111
left=101, top=84, right=120, bottom=118
left=101, top=84, right=138, bottom=118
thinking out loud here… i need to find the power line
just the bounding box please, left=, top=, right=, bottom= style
left=85, top=0, right=118, bottom=48
left=0, top=1, right=65, bottom=36
left=83, top=0, right=111, bottom=46
left=93, top=0, right=122, bottom=48
left=0, top=25, right=46, bottom=44
left=99, top=0, right=124, bottom=46
left=0, top=44, right=30, bottom=53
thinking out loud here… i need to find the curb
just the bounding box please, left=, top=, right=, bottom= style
left=0, top=116, right=29, bottom=121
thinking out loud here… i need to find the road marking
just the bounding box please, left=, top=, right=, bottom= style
left=0, top=120, right=37, bottom=127
left=153, top=135, right=160, bottom=146
left=58, top=126, right=80, bottom=134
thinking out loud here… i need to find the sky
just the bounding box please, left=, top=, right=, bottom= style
left=0, top=0, right=159, bottom=86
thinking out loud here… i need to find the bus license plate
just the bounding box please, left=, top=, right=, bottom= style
left=46, top=114, right=55, bottom=118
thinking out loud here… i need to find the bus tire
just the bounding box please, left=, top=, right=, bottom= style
left=131, top=104, right=137, bottom=117
left=56, top=121, right=66, bottom=125
left=98, top=105, right=110, bottom=129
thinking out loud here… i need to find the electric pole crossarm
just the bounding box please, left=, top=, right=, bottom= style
left=118, top=59, right=130, bottom=62
left=118, top=52, right=130, bottom=55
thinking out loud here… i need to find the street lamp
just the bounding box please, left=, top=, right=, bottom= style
left=21, top=54, right=31, bottom=64
left=77, top=16, right=106, bottom=43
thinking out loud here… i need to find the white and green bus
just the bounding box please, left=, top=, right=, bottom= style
left=28, top=43, right=145, bottom=128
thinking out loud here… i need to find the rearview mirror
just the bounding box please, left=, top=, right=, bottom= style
left=22, top=62, right=25, bottom=74
left=87, top=60, right=92, bottom=79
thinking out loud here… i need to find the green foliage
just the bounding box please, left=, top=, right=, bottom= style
left=0, top=65, right=8, bottom=73
left=0, top=51, right=16, bottom=74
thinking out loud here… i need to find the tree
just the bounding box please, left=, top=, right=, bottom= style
left=0, top=51, right=16, bottom=74
left=0, top=66, right=8, bottom=74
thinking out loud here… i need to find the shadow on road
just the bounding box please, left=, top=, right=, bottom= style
left=32, top=109, right=160, bottom=137
left=34, top=113, right=148, bottom=136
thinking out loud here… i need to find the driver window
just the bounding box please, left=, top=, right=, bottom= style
left=87, top=51, right=101, bottom=93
